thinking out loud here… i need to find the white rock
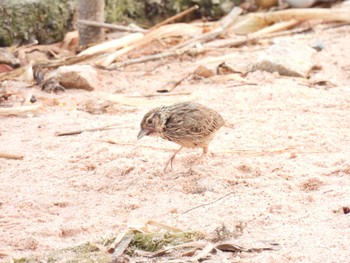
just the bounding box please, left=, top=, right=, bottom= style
left=253, top=40, right=316, bottom=78
left=53, top=65, right=98, bottom=91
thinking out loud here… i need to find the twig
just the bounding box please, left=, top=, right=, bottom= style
left=182, top=190, right=236, bottom=214
left=322, top=22, right=350, bottom=30
left=34, top=52, right=106, bottom=68
left=206, top=25, right=312, bottom=49
left=150, top=5, right=199, bottom=30
left=0, top=152, right=24, bottom=160
left=125, top=91, right=191, bottom=98
left=95, top=91, right=193, bottom=106
left=55, top=124, right=119, bottom=136
left=105, top=48, right=207, bottom=70
left=111, top=234, right=134, bottom=261
left=217, top=146, right=293, bottom=156
left=101, top=139, right=177, bottom=152
left=78, top=19, right=146, bottom=33
left=172, top=7, right=242, bottom=50
left=78, top=32, right=144, bottom=57
left=0, top=104, right=42, bottom=116
left=158, top=73, right=193, bottom=93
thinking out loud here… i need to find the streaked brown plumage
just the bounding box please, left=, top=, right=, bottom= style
left=137, top=102, right=224, bottom=171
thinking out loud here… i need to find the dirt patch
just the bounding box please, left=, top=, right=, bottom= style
left=1, top=25, right=350, bottom=262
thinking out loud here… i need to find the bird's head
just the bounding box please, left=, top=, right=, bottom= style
left=137, top=108, right=163, bottom=140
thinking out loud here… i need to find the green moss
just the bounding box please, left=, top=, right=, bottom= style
left=127, top=231, right=204, bottom=255
left=0, top=0, right=74, bottom=46
left=0, top=0, right=243, bottom=46
left=10, top=231, right=204, bottom=262
left=12, top=238, right=113, bottom=263
left=105, top=0, right=243, bottom=27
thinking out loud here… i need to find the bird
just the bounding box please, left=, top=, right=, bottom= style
left=137, top=102, right=225, bottom=172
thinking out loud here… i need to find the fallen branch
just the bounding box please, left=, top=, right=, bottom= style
left=55, top=124, right=119, bottom=136
left=206, top=24, right=313, bottom=48
left=0, top=152, right=24, bottom=160
left=157, top=73, right=193, bottom=93
left=100, top=139, right=177, bottom=152
left=125, top=91, right=192, bottom=98
left=182, top=190, right=235, bottom=214
left=95, top=92, right=193, bottom=106
left=172, top=6, right=242, bottom=50
left=150, top=5, right=199, bottom=30
left=0, top=103, right=42, bottom=116
left=97, top=23, right=200, bottom=67
left=111, top=234, right=134, bottom=260
left=105, top=48, right=207, bottom=70
left=78, top=33, right=145, bottom=57
left=78, top=19, right=146, bottom=33
left=218, top=146, right=294, bottom=156
left=0, top=66, right=28, bottom=82
left=250, top=19, right=300, bottom=37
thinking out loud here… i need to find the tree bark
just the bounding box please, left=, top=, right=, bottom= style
left=78, top=0, right=105, bottom=46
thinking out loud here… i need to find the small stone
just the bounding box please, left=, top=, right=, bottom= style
left=0, top=48, right=20, bottom=68
left=55, top=65, right=98, bottom=91
left=311, top=40, right=324, bottom=52
left=253, top=40, right=316, bottom=78
left=217, top=61, right=248, bottom=75
left=193, top=65, right=215, bottom=79
left=42, top=65, right=99, bottom=92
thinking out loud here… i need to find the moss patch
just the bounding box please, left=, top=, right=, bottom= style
left=127, top=231, right=204, bottom=255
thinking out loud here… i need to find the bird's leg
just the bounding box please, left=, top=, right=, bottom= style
left=191, top=146, right=209, bottom=167
left=164, top=146, right=183, bottom=172
left=201, top=146, right=208, bottom=158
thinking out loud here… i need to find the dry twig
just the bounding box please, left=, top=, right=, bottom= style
left=95, top=92, right=193, bottom=106
left=172, top=7, right=242, bottom=50
left=105, top=48, right=206, bottom=70
left=150, top=5, right=199, bottom=29
left=111, top=234, right=135, bottom=260
left=125, top=92, right=192, bottom=98
left=182, top=191, right=236, bottom=214
left=0, top=103, right=42, bottom=116
left=157, top=73, right=193, bottom=93
left=0, top=152, right=24, bottom=160
left=101, top=139, right=177, bottom=152
left=78, top=19, right=146, bottom=33
left=55, top=124, right=119, bottom=136
left=206, top=25, right=313, bottom=49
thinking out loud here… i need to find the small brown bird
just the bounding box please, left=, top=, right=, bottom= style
left=137, top=102, right=225, bottom=171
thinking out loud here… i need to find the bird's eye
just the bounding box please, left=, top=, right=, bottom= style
left=147, top=118, right=152, bottom=125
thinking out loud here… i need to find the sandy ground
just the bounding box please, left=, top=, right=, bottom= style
left=1, top=22, right=350, bottom=262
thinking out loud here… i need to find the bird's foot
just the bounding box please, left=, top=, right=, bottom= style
left=191, top=146, right=215, bottom=168
left=163, top=147, right=183, bottom=173
left=163, top=156, right=175, bottom=173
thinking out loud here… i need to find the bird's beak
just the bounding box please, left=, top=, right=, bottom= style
left=137, top=128, right=151, bottom=140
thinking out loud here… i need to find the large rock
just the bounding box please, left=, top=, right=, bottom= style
left=252, top=40, right=316, bottom=78
left=41, top=65, right=99, bottom=92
